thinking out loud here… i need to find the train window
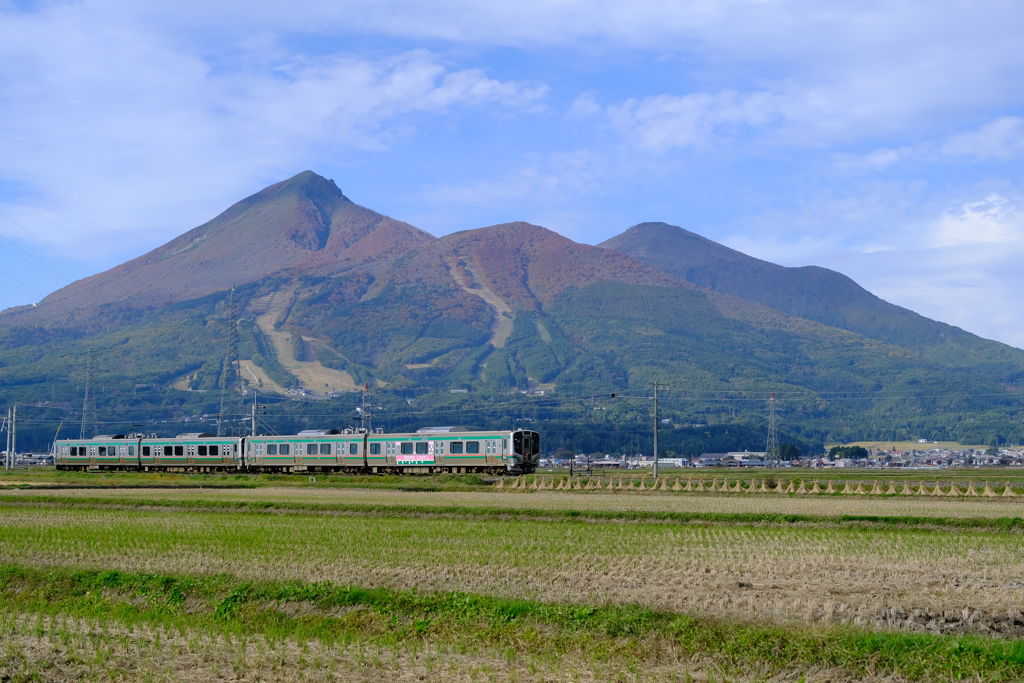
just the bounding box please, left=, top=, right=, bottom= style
left=164, top=446, right=173, bottom=456
left=466, top=441, right=480, bottom=454
left=198, top=446, right=207, bottom=456
left=415, top=442, right=428, bottom=455
left=210, top=445, right=219, bottom=456
left=306, top=443, right=316, bottom=456
left=531, top=432, right=540, bottom=455
left=349, top=443, right=358, bottom=455
left=400, top=442, right=413, bottom=455
left=267, top=444, right=277, bottom=455
left=370, top=443, right=380, bottom=455
left=320, top=443, right=331, bottom=455
left=98, top=446, right=107, bottom=456
left=174, top=446, right=183, bottom=456
left=142, top=446, right=150, bottom=456
left=69, top=447, right=77, bottom=456
left=450, top=442, right=463, bottom=454
left=280, top=444, right=290, bottom=455
left=128, top=446, right=135, bottom=456
left=513, top=432, right=523, bottom=455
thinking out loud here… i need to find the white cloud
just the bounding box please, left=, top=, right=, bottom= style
left=941, top=117, right=1024, bottom=160
left=0, top=4, right=547, bottom=256
left=830, top=147, right=916, bottom=173
left=607, top=90, right=778, bottom=151
left=567, top=92, right=601, bottom=119
left=831, top=117, right=1024, bottom=173
left=930, top=194, right=1023, bottom=249
left=427, top=149, right=617, bottom=206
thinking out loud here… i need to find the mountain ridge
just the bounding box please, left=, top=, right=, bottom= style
left=599, top=221, right=1020, bottom=366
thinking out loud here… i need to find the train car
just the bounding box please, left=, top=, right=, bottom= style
left=55, top=434, right=137, bottom=471
left=245, top=429, right=366, bottom=473
left=138, top=433, right=242, bottom=472
left=55, top=426, right=539, bottom=475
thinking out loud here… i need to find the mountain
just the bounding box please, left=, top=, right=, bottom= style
left=14, top=171, right=432, bottom=323
left=599, top=222, right=1021, bottom=369
left=2, top=172, right=1023, bottom=454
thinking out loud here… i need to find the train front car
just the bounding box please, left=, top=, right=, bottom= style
left=510, top=429, right=540, bottom=474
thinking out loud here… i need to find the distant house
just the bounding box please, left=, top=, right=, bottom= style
left=697, top=453, right=727, bottom=466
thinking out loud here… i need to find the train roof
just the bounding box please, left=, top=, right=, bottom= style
left=416, top=426, right=468, bottom=433
left=175, top=433, right=217, bottom=438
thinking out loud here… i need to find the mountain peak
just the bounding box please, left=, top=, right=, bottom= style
left=20, top=172, right=431, bottom=319
left=261, top=170, right=348, bottom=202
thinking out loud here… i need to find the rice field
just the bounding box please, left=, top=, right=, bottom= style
left=5, top=481, right=1024, bottom=681
left=7, top=481, right=1024, bottom=520
left=2, top=502, right=1024, bottom=636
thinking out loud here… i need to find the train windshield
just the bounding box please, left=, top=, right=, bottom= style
left=513, top=431, right=541, bottom=456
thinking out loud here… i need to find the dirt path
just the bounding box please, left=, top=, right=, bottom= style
left=446, top=256, right=515, bottom=348
left=249, top=286, right=358, bottom=392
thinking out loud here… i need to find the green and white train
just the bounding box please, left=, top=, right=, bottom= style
left=54, top=426, right=540, bottom=475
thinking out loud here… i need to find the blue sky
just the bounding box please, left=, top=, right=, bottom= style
left=2, top=1, right=1023, bottom=345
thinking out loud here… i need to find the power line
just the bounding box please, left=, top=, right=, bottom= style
left=0, top=208, right=94, bottom=276
left=0, top=188, right=117, bottom=257
left=0, top=229, right=72, bottom=284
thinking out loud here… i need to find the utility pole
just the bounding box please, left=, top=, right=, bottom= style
left=218, top=288, right=242, bottom=437
left=10, top=403, right=16, bottom=470
left=80, top=347, right=93, bottom=439
left=766, top=392, right=779, bottom=465
left=653, top=383, right=666, bottom=479
left=250, top=390, right=266, bottom=437
left=4, top=407, right=9, bottom=471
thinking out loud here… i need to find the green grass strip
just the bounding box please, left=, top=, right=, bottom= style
left=2, top=564, right=1024, bottom=681
left=2, top=493, right=1024, bottom=531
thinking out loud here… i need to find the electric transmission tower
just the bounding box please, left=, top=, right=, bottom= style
left=765, top=392, right=779, bottom=463
left=80, top=347, right=94, bottom=439
left=217, top=288, right=243, bottom=436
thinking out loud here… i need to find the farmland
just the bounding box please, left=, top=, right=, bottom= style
left=5, top=478, right=1024, bottom=681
